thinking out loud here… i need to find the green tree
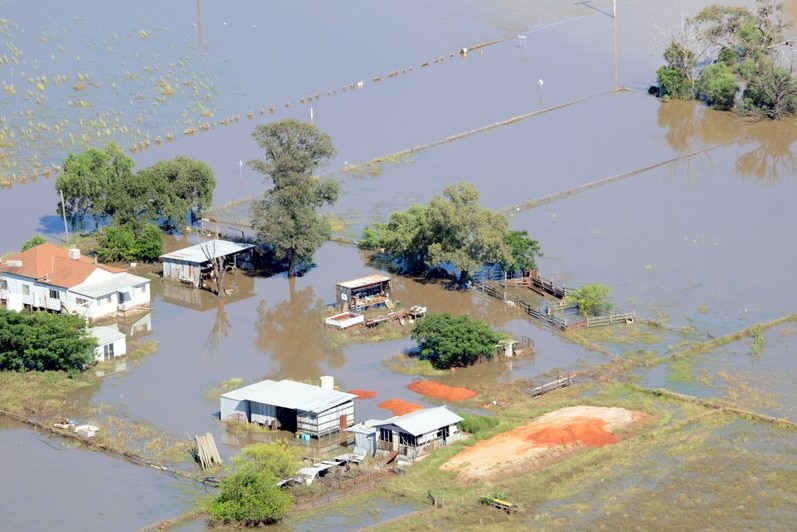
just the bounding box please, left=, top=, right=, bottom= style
left=565, top=284, right=613, bottom=317
left=96, top=222, right=163, bottom=262
left=0, top=310, right=96, bottom=371
left=411, top=313, right=506, bottom=369
left=108, top=156, right=215, bottom=230
left=208, top=441, right=300, bottom=526
left=500, top=230, right=542, bottom=274
left=21, top=235, right=47, bottom=251
left=656, top=42, right=698, bottom=99
left=362, top=183, right=530, bottom=282
left=696, top=62, right=739, bottom=109
left=249, top=119, right=339, bottom=277
left=55, top=143, right=134, bottom=229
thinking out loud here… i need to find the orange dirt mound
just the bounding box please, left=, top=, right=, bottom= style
left=441, top=405, right=649, bottom=482
left=378, top=398, right=424, bottom=416
left=407, top=380, right=476, bottom=401
left=348, top=389, right=377, bottom=399
left=524, top=417, right=617, bottom=448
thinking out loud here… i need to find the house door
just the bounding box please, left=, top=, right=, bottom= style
left=339, top=414, right=347, bottom=430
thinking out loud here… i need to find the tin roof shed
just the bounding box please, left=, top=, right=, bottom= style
left=160, top=239, right=253, bottom=265
left=375, top=406, right=463, bottom=437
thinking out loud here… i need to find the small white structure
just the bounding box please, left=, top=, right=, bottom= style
left=220, top=379, right=356, bottom=438
left=90, top=325, right=127, bottom=362
left=0, top=243, right=150, bottom=322
left=160, top=239, right=253, bottom=288
left=324, top=311, right=364, bottom=329
left=347, top=420, right=379, bottom=457
left=374, top=406, right=463, bottom=459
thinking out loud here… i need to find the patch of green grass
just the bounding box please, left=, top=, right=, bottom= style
left=383, top=353, right=446, bottom=377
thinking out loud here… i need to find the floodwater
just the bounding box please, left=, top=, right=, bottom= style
left=1, top=0, right=797, bottom=530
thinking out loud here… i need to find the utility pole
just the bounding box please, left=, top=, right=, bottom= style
left=59, top=190, right=70, bottom=245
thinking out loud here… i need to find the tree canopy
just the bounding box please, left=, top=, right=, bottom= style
left=411, top=313, right=506, bottom=369
left=655, top=0, right=797, bottom=119
left=249, top=119, right=339, bottom=277
left=208, top=442, right=300, bottom=526
left=360, top=183, right=541, bottom=281
left=55, top=143, right=134, bottom=229
left=21, top=235, right=47, bottom=251
left=95, top=221, right=163, bottom=263
left=565, top=283, right=613, bottom=317
left=0, top=310, right=97, bottom=372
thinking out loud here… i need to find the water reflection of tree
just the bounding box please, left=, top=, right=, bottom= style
left=735, top=119, right=797, bottom=181
left=203, top=300, right=231, bottom=356
left=255, top=279, right=344, bottom=381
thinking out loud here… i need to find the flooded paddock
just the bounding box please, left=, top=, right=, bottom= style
left=1, top=0, right=797, bottom=530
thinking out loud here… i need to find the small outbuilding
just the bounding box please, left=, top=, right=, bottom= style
left=219, top=379, right=356, bottom=438
left=160, top=239, right=254, bottom=288
left=90, top=325, right=127, bottom=362
left=336, top=274, right=392, bottom=312
left=374, top=406, right=464, bottom=459
left=346, top=420, right=379, bottom=457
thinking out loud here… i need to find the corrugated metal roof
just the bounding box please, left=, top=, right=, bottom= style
left=159, top=240, right=254, bottom=265
left=375, top=406, right=463, bottom=437
left=90, top=325, right=126, bottom=346
left=337, top=274, right=390, bottom=289
left=221, top=379, right=356, bottom=414
left=71, top=272, right=149, bottom=298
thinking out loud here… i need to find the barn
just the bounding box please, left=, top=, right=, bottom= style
left=219, top=379, right=356, bottom=438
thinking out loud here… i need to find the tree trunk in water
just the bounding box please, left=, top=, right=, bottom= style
left=215, top=257, right=226, bottom=297
left=287, top=250, right=296, bottom=278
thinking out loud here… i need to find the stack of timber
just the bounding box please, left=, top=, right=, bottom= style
left=193, top=432, right=223, bottom=470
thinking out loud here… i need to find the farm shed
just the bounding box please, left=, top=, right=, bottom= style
left=220, top=379, right=356, bottom=438
left=159, top=240, right=253, bottom=288
left=90, top=325, right=127, bottom=362
left=336, top=274, right=392, bottom=311
left=374, top=406, right=463, bottom=459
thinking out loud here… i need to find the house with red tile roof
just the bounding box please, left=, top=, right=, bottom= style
left=0, top=243, right=150, bottom=322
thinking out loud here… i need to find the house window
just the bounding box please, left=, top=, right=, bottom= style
left=103, top=343, right=115, bottom=360
left=0, top=280, right=6, bottom=290
left=75, top=297, right=88, bottom=306
left=399, top=433, right=417, bottom=447
left=379, top=428, right=392, bottom=442
left=49, top=289, right=60, bottom=300
left=100, top=295, right=112, bottom=306
left=22, top=285, right=30, bottom=295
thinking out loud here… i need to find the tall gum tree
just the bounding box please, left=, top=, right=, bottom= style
left=248, top=119, right=339, bottom=277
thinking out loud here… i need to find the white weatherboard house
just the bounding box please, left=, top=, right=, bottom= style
left=160, top=239, right=254, bottom=288
left=374, top=406, right=464, bottom=459
left=220, top=379, right=356, bottom=438
left=0, top=243, right=150, bottom=322
left=90, top=325, right=127, bottom=362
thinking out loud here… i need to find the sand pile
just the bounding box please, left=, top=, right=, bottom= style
left=348, top=389, right=377, bottom=399
left=377, top=398, right=424, bottom=416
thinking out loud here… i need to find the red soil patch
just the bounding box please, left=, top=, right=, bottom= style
left=377, top=398, right=424, bottom=416
left=407, top=380, right=476, bottom=401
left=524, top=417, right=617, bottom=448
left=347, top=389, right=377, bottom=399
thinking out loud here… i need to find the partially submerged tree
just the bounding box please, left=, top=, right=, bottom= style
left=55, top=143, right=134, bottom=229
left=654, top=0, right=797, bottom=119
left=249, top=119, right=339, bottom=277
left=565, top=283, right=613, bottom=317
left=95, top=221, right=163, bottom=263
left=411, top=313, right=507, bottom=369
left=360, top=183, right=541, bottom=282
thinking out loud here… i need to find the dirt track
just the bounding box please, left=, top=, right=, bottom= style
left=441, top=406, right=649, bottom=482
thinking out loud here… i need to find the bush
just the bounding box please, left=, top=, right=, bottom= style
left=656, top=66, right=694, bottom=100
left=696, top=63, right=738, bottom=110
left=96, top=221, right=162, bottom=262
left=208, top=470, right=292, bottom=526
left=411, top=313, right=506, bottom=369
left=565, top=284, right=613, bottom=317
left=460, top=414, right=499, bottom=434
left=21, top=235, right=47, bottom=251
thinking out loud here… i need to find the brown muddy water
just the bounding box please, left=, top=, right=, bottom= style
left=1, top=0, right=797, bottom=530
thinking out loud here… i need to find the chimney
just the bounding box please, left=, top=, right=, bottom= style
left=68, top=247, right=81, bottom=260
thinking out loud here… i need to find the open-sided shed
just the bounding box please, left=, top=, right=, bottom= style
left=160, top=239, right=253, bottom=288
left=335, top=274, right=391, bottom=311
left=220, top=379, right=356, bottom=438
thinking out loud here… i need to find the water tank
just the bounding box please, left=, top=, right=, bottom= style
left=68, top=248, right=81, bottom=260
left=319, top=375, right=334, bottom=390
